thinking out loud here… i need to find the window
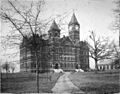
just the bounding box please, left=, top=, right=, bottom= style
left=56, top=55, right=57, bottom=60
left=54, top=32, right=58, bottom=37
left=61, top=63, right=63, bottom=67
left=70, top=63, right=72, bottom=68
left=64, top=57, right=66, bottom=60
left=64, top=63, right=66, bottom=68
left=61, top=57, right=63, bottom=60
left=68, top=63, right=70, bottom=67
left=68, top=57, right=70, bottom=61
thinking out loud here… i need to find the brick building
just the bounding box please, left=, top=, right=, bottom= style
left=20, top=13, right=89, bottom=72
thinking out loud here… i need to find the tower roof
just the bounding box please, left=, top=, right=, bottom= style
left=69, top=13, right=79, bottom=26
left=49, top=20, right=60, bottom=31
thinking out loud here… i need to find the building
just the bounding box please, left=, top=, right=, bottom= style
left=20, top=13, right=89, bottom=72
left=98, top=59, right=119, bottom=71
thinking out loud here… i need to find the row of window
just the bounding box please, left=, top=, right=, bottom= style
left=20, top=46, right=88, bottom=55
left=80, top=58, right=89, bottom=63
left=20, top=53, right=88, bottom=63
left=60, top=56, right=75, bottom=61
left=51, top=54, right=76, bottom=61
left=42, top=46, right=78, bottom=53
left=80, top=51, right=88, bottom=55
left=60, top=63, right=75, bottom=68
left=98, top=64, right=118, bottom=70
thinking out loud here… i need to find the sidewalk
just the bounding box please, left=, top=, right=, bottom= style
left=52, top=72, right=84, bottom=93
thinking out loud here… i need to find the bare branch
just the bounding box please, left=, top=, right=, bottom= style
left=8, top=0, right=34, bottom=35
left=87, top=31, right=113, bottom=70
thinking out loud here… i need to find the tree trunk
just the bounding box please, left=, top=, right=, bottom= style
left=25, top=47, right=27, bottom=72
left=118, top=59, right=120, bottom=69
left=95, top=59, right=98, bottom=73
left=35, top=50, right=39, bottom=93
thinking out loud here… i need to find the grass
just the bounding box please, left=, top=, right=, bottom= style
left=1, top=72, right=63, bottom=93
left=69, top=69, right=120, bottom=94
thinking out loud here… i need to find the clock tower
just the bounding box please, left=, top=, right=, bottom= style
left=68, top=13, right=80, bottom=42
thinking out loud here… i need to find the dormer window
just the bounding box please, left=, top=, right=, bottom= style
left=54, top=32, right=58, bottom=37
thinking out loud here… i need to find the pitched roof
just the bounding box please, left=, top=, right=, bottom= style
left=74, top=41, right=80, bottom=46
left=60, top=36, right=74, bottom=46
left=98, top=59, right=114, bottom=65
left=69, top=13, right=79, bottom=26
left=49, top=20, right=60, bottom=31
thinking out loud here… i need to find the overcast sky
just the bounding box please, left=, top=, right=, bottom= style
left=1, top=0, right=118, bottom=70
left=42, top=0, right=118, bottom=41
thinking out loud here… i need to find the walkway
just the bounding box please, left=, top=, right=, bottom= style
left=52, top=72, right=84, bottom=94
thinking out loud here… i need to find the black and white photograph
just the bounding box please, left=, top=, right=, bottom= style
left=0, top=0, right=120, bottom=93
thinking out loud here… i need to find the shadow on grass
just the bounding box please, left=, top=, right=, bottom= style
left=69, top=70, right=120, bottom=94
left=80, top=84, right=119, bottom=94
left=1, top=72, right=63, bottom=93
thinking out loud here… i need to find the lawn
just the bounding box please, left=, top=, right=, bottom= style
left=1, top=72, right=63, bottom=93
left=69, top=69, right=120, bottom=94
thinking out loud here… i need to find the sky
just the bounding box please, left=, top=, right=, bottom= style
left=42, top=0, right=118, bottom=41
left=0, top=0, right=119, bottom=71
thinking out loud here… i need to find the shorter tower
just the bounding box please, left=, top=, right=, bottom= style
left=68, top=13, right=80, bottom=42
left=48, top=20, right=61, bottom=66
left=48, top=20, right=60, bottom=43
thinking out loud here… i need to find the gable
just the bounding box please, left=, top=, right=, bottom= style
left=61, top=37, right=74, bottom=46
left=74, top=41, right=80, bottom=46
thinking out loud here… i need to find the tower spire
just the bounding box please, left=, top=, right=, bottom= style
left=69, top=13, right=79, bottom=26
left=68, top=12, right=80, bottom=42
left=49, top=20, right=60, bottom=31
left=48, top=20, right=60, bottom=39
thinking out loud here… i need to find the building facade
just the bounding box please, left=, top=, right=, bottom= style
left=20, top=13, right=89, bottom=72
left=98, top=59, right=120, bottom=71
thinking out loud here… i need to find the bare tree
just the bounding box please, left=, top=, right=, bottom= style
left=87, top=31, right=113, bottom=71
left=2, top=62, right=10, bottom=73
left=112, top=43, right=120, bottom=68
left=9, top=62, right=16, bottom=73
left=0, top=0, right=47, bottom=92
left=0, top=0, right=70, bottom=92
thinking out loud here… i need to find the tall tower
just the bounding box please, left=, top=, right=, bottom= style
left=48, top=20, right=60, bottom=42
left=48, top=20, right=61, bottom=67
left=68, top=13, right=80, bottom=42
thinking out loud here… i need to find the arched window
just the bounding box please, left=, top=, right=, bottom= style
left=54, top=63, right=59, bottom=69
left=70, top=63, right=72, bottom=68
left=64, top=63, right=66, bottom=68
left=60, top=63, right=63, bottom=68
left=66, top=63, right=67, bottom=68
left=67, top=63, right=69, bottom=68
left=72, top=63, right=74, bottom=68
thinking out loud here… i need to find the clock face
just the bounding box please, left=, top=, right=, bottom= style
left=75, top=25, right=79, bottom=30
left=69, top=25, right=79, bottom=31
left=69, top=26, right=72, bottom=31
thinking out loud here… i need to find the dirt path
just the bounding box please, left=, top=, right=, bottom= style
left=52, top=72, right=84, bottom=93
